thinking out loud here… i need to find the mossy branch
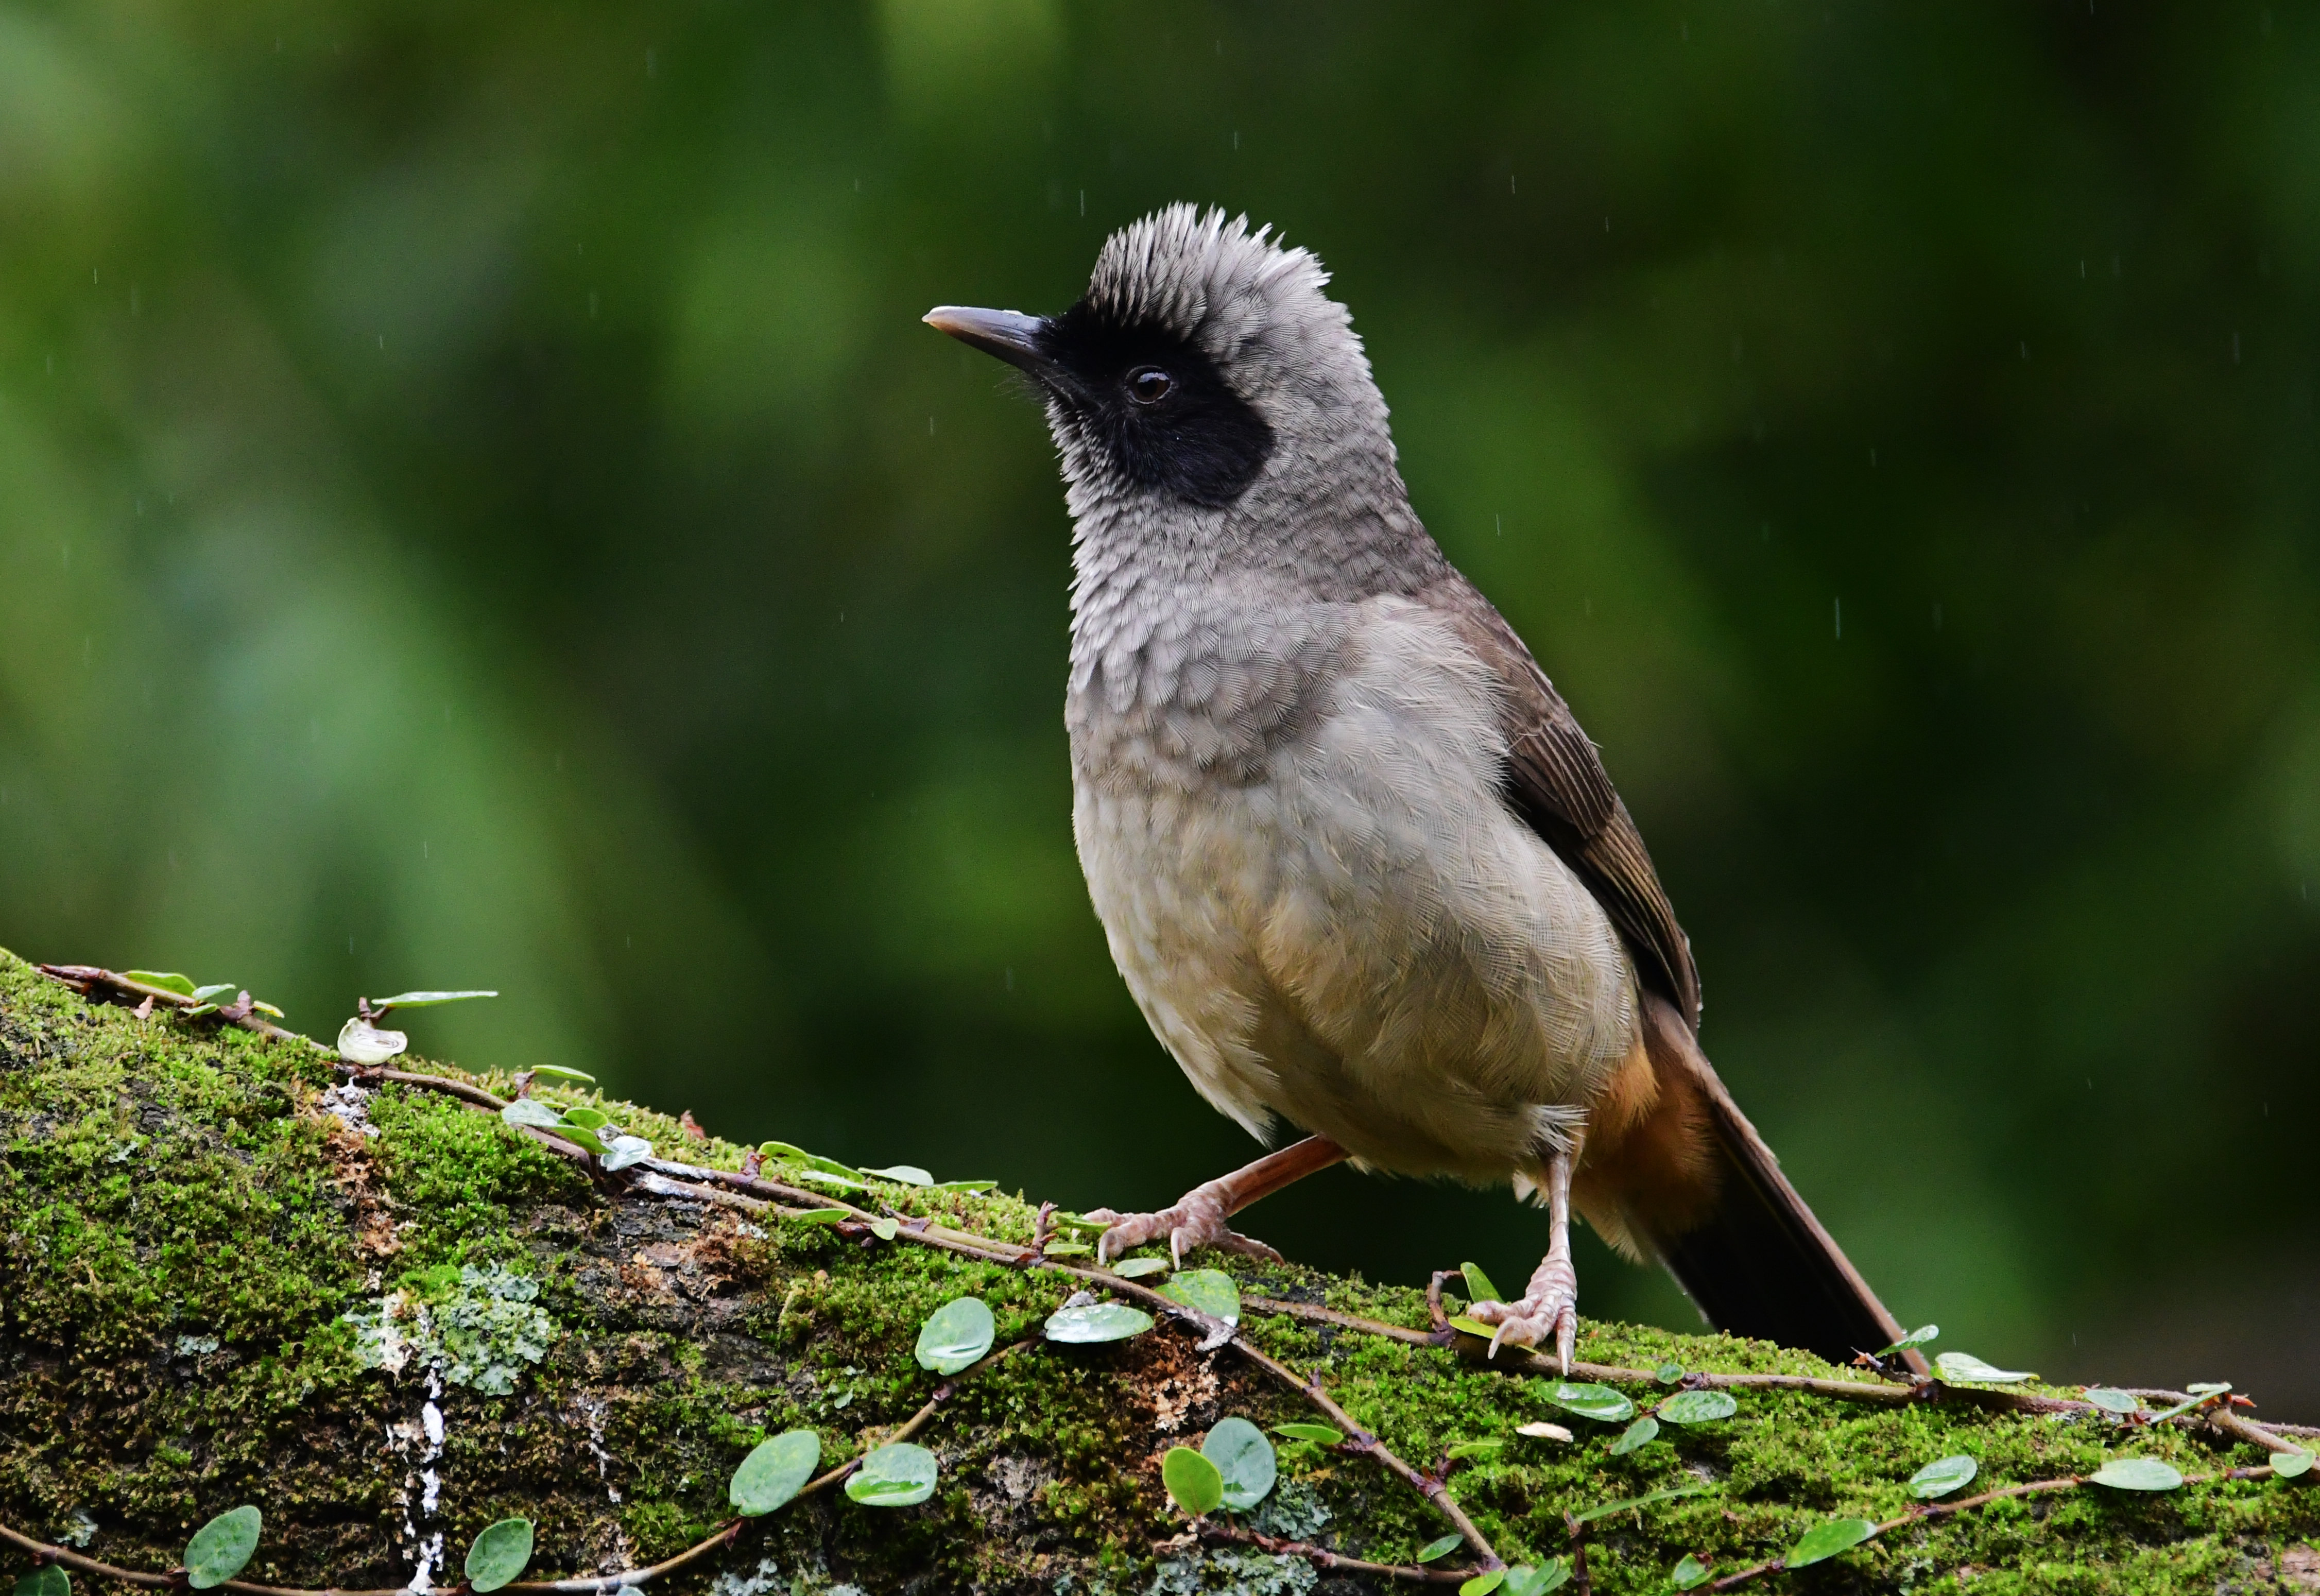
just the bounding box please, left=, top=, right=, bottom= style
left=4, top=951, right=2316, bottom=1595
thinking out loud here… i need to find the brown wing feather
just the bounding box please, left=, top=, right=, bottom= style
left=1421, top=578, right=1702, bottom=1027
left=1419, top=581, right=1911, bottom=1366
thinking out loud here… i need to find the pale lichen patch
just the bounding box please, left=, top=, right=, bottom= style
left=344, top=1266, right=557, bottom=1396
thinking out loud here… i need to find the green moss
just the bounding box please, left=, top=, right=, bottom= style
left=2, top=947, right=2314, bottom=1594
left=365, top=1087, right=588, bottom=1278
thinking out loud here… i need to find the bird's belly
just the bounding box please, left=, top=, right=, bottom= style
left=1072, top=603, right=1638, bottom=1181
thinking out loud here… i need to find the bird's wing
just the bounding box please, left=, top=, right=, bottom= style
left=1421, top=577, right=1703, bottom=1027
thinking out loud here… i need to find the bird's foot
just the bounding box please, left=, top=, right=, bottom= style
left=1084, top=1186, right=1283, bottom=1268
left=1465, top=1254, right=1578, bottom=1373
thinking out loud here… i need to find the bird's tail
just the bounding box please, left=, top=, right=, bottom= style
left=1577, top=993, right=1918, bottom=1371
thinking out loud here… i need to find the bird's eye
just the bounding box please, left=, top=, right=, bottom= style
left=1127, top=366, right=1174, bottom=405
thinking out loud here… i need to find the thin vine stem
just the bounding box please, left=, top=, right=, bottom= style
left=1702, top=1463, right=2288, bottom=1591
left=0, top=1520, right=409, bottom=1596
left=1235, top=1293, right=2316, bottom=1452
left=493, top=1519, right=748, bottom=1596
left=1194, top=1520, right=1469, bottom=1584
left=1224, top=1334, right=1503, bottom=1570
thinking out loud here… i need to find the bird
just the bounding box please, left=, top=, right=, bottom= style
left=924, top=205, right=1910, bottom=1372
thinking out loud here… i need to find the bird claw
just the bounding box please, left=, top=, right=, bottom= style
left=1084, top=1189, right=1283, bottom=1267
left=1464, top=1257, right=1578, bottom=1374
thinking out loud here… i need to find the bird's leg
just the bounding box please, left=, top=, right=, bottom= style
left=1086, top=1135, right=1347, bottom=1267
left=1466, top=1144, right=1580, bottom=1374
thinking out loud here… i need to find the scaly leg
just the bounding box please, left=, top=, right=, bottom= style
left=1466, top=1145, right=1580, bottom=1374
left=1086, top=1135, right=1348, bottom=1267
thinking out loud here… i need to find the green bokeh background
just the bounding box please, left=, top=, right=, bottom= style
left=4, top=3, right=2316, bottom=1410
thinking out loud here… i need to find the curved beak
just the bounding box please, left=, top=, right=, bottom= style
left=923, top=305, right=1059, bottom=382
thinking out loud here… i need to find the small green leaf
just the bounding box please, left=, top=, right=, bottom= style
left=1460, top=1572, right=1505, bottom=1596
left=1461, top=1261, right=1503, bottom=1303
left=1909, top=1454, right=1978, bottom=1499
left=1878, top=1324, right=1939, bottom=1355
left=1158, top=1269, right=1241, bottom=1327
left=1203, top=1417, right=1277, bottom=1510
left=1447, top=1438, right=1504, bottom=1460
left=868, top=1216, right=900, bottom=1241
left=1935, top=1351, right=2036, bottom=1384
left=529, top=1064, right=596, bottom=1085
left=1657, top=1389, right=1737, bottom=1426
left=463, top=1518, right=535, bottom=1592
left=1111, top=1257, right=1170, bottom=1279
left=1670, top=1554, right=1712, bottom=1590
left=863, top=1164, right=933, bottom=1185
left=2271, top=1450, right=2314, bottom=1479
left=1046, top=1211, right=1111, bottom=1234
left=846, top=1441, right=937, bottom=1507
left=1447, top=1315, right=1499, bottom=1339
left=2091, top=1457, right=2183, bottom=1491
left=795, top=1168, right=869, bottom=1192
left=250, top=1001, right=284, bottom=1018
left=558, top=1106, right=609, bottom=1129
left=1161, top=1446, right=1224, bottom=1516
left=915, top=1297, right=996, bottom=1375
left=369, top=990, right=499, bottom=1011
left=1784, top=1517, right=1876, bottom=1568
left=1609, top=1416, right=1659, bottom=1454
left=758, top=1142, right=865, bottom=1178
left=731, top=1429, right=821, bottom=1515
left=785, top=1207, right=852, bottom=1226
left=191, top=983, right=239, bottom=1004
left=1274, top=1422, right=1344, bottom=1446
left=125, top=970, right=197, bottom=996
left=2084, top=1387, right=2140, bottom=1416
left=1655, top=1362, right=1685, bottom=1385
left=1044, top=1302, right=1153, bottom=1344
left=1544, top=1382, right=1636, bottom=1422
left=600, top=1135, right=653, bottom=1171
left=1041, top=1241, right=1092, bottom=1257
left=1503, top=1564, right=1569, bottom=1596
left=1415, top=1533, right=1464, bottom=1563
left=553, top=1121, right=610, bottom=1155
left=15, top=1566, right=69, bottom=1596
left=2186, top=1381, right=2232, bottom=1396
left=1570, top=1482, right=1713, bottom=1523
left=501, top=1098, right=563, bottom=1129
left=184, top=1505, right=261, bottom=1589
left=925, top=1178, right=998, bottom=1193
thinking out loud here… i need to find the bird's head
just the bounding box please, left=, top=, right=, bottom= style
left=926, top=205, right=1404, bottom=540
